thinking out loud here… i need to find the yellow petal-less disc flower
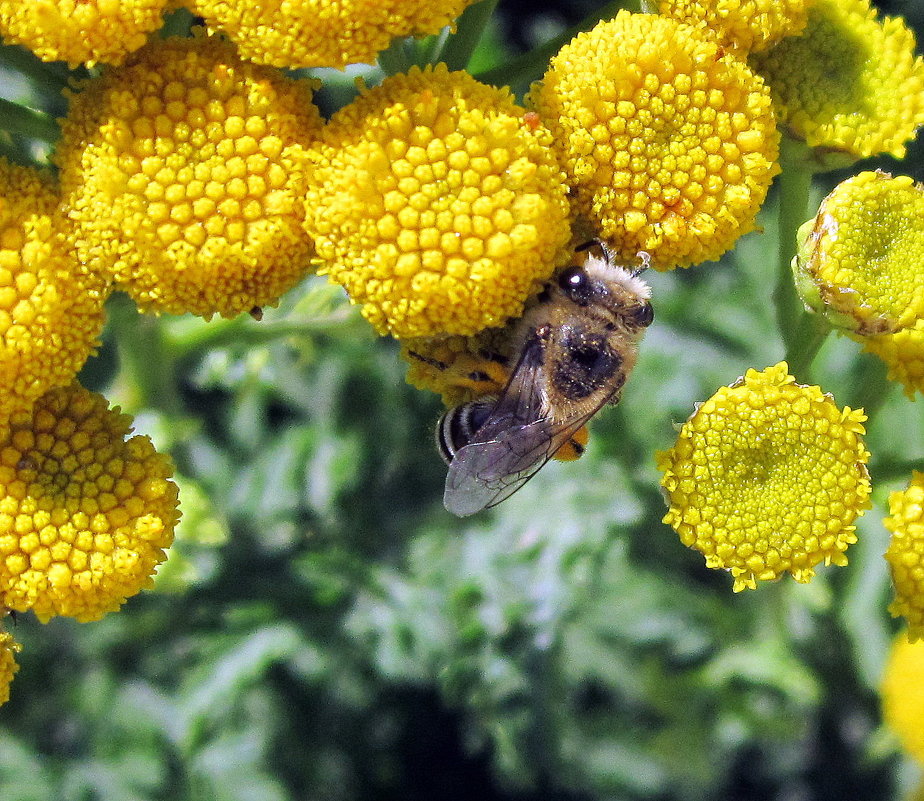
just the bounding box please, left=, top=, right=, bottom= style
left=304, top=64, right=572, bottom=338
left=654, top=0, right=813, bottom=54
left=881, top=632, right=924, bottom=764
left=657, top=362, right=871, bottom=591
left=0, top=0, right=170, bottom=67
left=884, top=472, right=924, bottom=641
left=862, top=322, right=924, bottom=399
left=0, top=158, right=108, bottom=426
left=56, top=35, right=324, bottom=319
left=750, top=0, right=924, bottom=160
left=192, top=0, right=477, bottom=70
left=529, top=10, right=780, bottom=270
left=793, top=171, right=924, bottom=337
left=0, top=383, right=180, bottom=623
left=0, top=626, right=20, bottom=706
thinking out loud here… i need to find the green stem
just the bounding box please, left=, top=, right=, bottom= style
left=773, top=136, right=815, bottom=358
left=0, top=98, right=60, bottom=143
left=438, top=0, right=500, bottom=71
left=845, top=355, right=892, bottom=423
left=783, top=313, right=831, bottom=380
left=0, top=43, right=70, bottom=96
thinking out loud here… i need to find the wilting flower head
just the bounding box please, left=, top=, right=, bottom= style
left=191, top=0, right=477, bottom=70
left=657, top=362, right=871, bottom=591
left=55, top=34, right=324, bottom=320
left=0, top=626, right=20, bottom=706
left=751, top=0, right=924, bottom=160
left=0, top=0, right=170, bottom=67
left=881, top=632, right=924, bottom=764
left=0, top=158, right=108, bottom=426
left=794, top=171, right=924, bottom=336
left=884, top=472, right=924, bottom=641
left=654, top=0, right=813, bottom=54
left=529, top=10, right=779, bottom=270
left=304, top=64, right=572, bottom=338
left=0, top=383, right=180, bottom=623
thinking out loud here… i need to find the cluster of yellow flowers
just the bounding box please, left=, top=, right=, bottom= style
left=0, top=0, right=923, bottom=733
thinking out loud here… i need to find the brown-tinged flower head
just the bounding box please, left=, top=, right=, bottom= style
left=191, top=0, right=478, bottom=70
left=793, top=171, right=924, bottom=337
left=0, top=383, right=180, bottom=623
left=304, top=64, right=573, bottom=338
left=657, top=362, right=871, bottom=591
left=884, top=472, right=924, bottom=641
left=881, top=632, right=924, bottom=764
left=0, top=624, right=20, bottom=706
left=750, top=0, right=924, bottom=160
left=0, top=0, right=170, bottom=67
left=0, top=157, right=108, bottom=427
left=55, top=34, right=324, bottom=320
left=528, top=10, right=780, bottom=270
left=654, top=0, right=814, bottom=54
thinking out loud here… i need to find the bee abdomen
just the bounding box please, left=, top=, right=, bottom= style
left=436, top=398, right=497, bottom=464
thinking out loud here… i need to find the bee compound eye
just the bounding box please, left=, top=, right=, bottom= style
left=634, top=302, right=654, bottom=327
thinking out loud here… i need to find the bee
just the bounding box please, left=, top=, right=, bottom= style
left=433, top=241, right=653, bottom=516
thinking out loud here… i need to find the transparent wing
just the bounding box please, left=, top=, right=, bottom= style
left=443, top=336, right=611, bottom=516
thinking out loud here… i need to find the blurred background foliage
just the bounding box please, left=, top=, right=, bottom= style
left=3, top=0, right=924, bottom=799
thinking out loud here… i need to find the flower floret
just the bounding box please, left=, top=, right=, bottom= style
left=657, top=362, right=871, bottom=591
left=0, top=383, right=180, bottom=623
left=55, top=34, right=324, bottom=320
left=529, top=10, right=780, bottom=270
left=305, top=64, right=572, bottom=338
left=884, top=471, right=924, bottom=640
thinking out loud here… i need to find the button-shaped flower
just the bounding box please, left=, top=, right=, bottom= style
left=881, top=633, right=924, bottom=764
left=884, top=472, right=924, bottom=641
left=654, top=0, right=813, bottom=53
left=0, top=157, right=107, bottom=427
left=56, top=34, right=324, bottom=319
left=0, top=626, right=20, bottom=706
left=0, top=383, right=180, bottom=623
left=304, top=64, right=572, bottom=338
left=529, top=10, right=779, bottom=270
left=794, top=171, right=924, bottom=336
left=191, top=0, right=477, bottom=70
left=751, top=0, right=924, bottom=160
left=0, top=0, right=170, bottom=67
left=657, top=362, right=871, bottom=591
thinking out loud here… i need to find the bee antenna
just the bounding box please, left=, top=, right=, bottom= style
left=631, top=251, right=651, bottom=277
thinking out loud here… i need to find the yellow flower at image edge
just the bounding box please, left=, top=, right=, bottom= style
left=884, top=472, right=924, bottom=640
left=529, top=9, right=780, bottom=269
left=0, top=383, right=180, bottom=623
left=56, top=34, right=324, bottom=319
left=0, top=628, right=20, bottom=706
left=881, top=633, right=924, bottom=764
left=655, top=0, right=812, bottom=53
left=657, top=363, right=871, bottom=591
left=0, top=0, right=170, bottom=67
left=305, top=64, right=572, bottom=338
left=0, top=157, right=108, bottom=425
left=192, top=0, right=478, bottom=69
left=751, top=0, right=924, bottom=159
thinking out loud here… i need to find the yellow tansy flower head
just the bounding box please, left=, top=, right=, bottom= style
left=657, top=362, right=871, bottom=591
left=0, top=383, right=180, bottom=623
left=191, top=0, right=477, bottom=70
left=751, top=0, right=924, bottom=160
left=0, top=0, right=170, bottom=67
left=0, top=625, right=20, bottom=706
left=529, top=10, right=780, bottom=270
left=881, top=632, right=924, bottom=764
left=654, top=0, right=813, bottom=54
left=884, top=472, right=924, bottom=641
left=55, top=34, right=324, bottom=320
left=861, top=322, right=924, bottom=399
left=0, top=158, right=108, bottom=426
left=794, top=171, right=924, bottom=337
left=304, top=64, right=572, bottom=339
